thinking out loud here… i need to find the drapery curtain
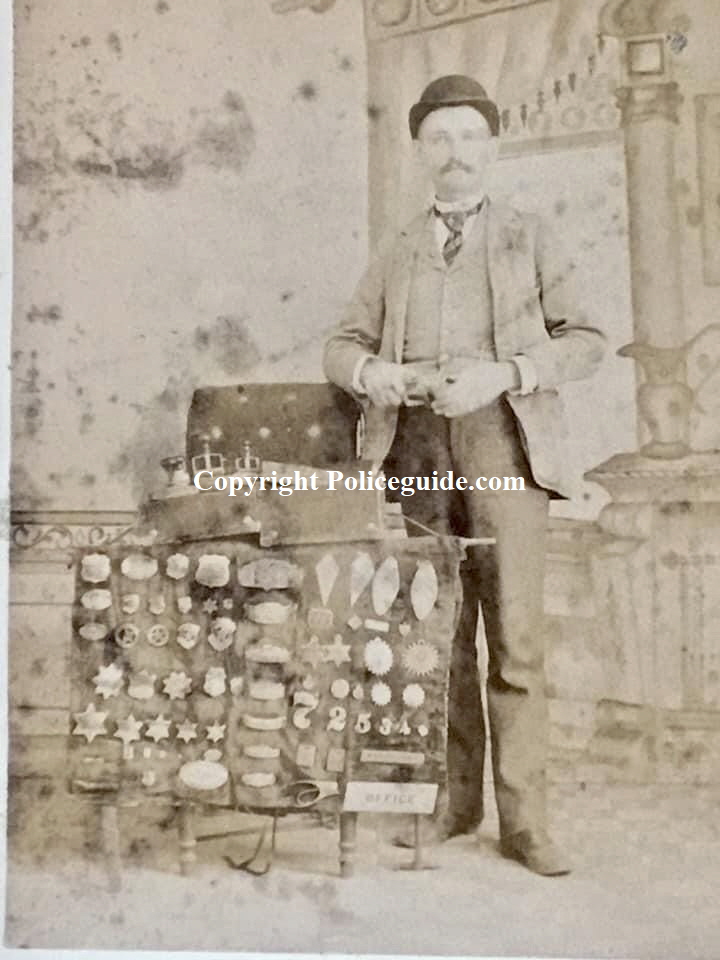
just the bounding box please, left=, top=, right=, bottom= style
left=365, top=0, right=616, bottom=238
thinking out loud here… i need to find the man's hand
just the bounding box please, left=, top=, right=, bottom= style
left=431, top=360, right=519, bottom=418
left=359, top=358, right=408, bottom=407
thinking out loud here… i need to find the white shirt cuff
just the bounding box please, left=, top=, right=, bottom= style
left=352, top=355, right=373, bottom=395
left=508, top=354, right=538, bottom=396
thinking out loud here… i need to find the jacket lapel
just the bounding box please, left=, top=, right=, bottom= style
left=486, top=199, right=540, bottom=358
left=384, top=212, right=429, bottom=362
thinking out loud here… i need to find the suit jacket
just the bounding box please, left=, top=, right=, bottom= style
left=323, top=199, right=606, bottom=498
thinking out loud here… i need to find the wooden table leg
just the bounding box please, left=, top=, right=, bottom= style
left=100, top=802, right=122, bottom=892
left=339, top=811, right=357, bottom=878
left=178, top=802, right=197, bottom=876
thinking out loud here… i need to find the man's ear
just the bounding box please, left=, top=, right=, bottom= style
left=488, top=137, right=500, bottom=163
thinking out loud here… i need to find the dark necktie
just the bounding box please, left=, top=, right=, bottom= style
left=433, top=199, right=484, bottom=266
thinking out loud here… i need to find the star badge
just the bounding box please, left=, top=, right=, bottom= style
left=92, top=663, right=124, bottom=700
left=315, top=553, right=339, bottom=606
left=298, top=635, right=323, bottom=668
left=163, top=671, right=192, bottom=700
left=113, top=714, right=143, bottom=746
left=145, top=714, right=172, bottom=743
left=321, top=634, right=351, bottom=667
left=72, top=702, right=108, bottom=742
left=176, top=719, right=198, bottom=743
left=401, top=640, right=439, bottom=677
left=206, top=722, right=226, bottom=743
left=202, top=598, right=219, bottom=614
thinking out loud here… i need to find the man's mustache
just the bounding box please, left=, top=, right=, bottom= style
left=440, top=159, right=475, bottom=174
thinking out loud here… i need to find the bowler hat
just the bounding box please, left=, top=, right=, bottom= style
left=409, top=75, right=500, bottom=139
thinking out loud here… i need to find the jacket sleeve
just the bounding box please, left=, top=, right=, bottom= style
left=519, top=216, right=607, bottom=390
left=323, top=246, right=388, bottom=396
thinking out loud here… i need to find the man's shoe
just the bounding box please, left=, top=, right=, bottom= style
left=391, top=814, right=480, bottom=849
left=499, top=829, right=571, bottom=876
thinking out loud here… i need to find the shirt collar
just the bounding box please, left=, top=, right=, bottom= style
left=433, top=193, right=487, bottom=215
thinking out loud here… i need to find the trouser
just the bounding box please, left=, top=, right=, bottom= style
left=383, top=399, right=550, bottom=838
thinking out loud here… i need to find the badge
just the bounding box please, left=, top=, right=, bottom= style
left=410, top=560, right=438, bottom=621
left=176, top=719, right=198, bottom=743
left=146, top=624, right=170, bottom=648
left=148, top=595, right=166, bottom=615
left=145, top=714, right=171, bottom=743
left=203, top=666, right=226, bottom=697
left=237, top=558, right=301, bottom=590
left=92, top=663, right=124, bottom=700
left=113, top=714, right=143, bottom=746
left=242, top=714, right=286, bottom=731
left=176, top=622, right=201, bottom=650
left=115, top=623, right=140, bottom=649
left=330, top=678, right=350, bottom=699
left=78, top=622, right=108, bottom=641
left=364, top=637, right=393, bottom=676
left=162, top=670, right=192, bottom=700
left=308, top=607, right=334, bottom=631
left=402, top=683, right=425, bottom=709
left=120, top=594, right=141, bottom=615
left=177, top=596, right=193, bottom=614
left=244, top=744, right=280, bottom=760
left=245, top=601, right=293, bottom=625
left=166, top=553, right=190, bottom=580
left=72, top=703, right=107, bottom=742
left=120, top=554, right=158, bottom=581
left=370, top=682, right=392, bottom=706
left=371, top=556, right=400, bottom=616
left=298, top=635, right=323, bottom=667
left=350, top=552, right=374, bottom=606
left=80, top=553, right=111, bottom=583
left=321, top=635, right=351, bottom=667
left=179, top=759, right=228, bottom=790
left=195, top=554, right=230, bottom=588
left=296, top=744, right=316, bottom=767
left=249, top=680, right=285, bottom=701
left=326, top=747, right=346, bottom=773
left=205, top=721, right=226, bottom=743
left=241, top=772, right=276, bottom=788
left=245, top=643, right=289, bottom=664
left=208, top=617, right=236, bottom=651
left=128, top=670, right=157, bottom=699
left=80, top=589, right=112, bottom=611
left=401, top=640, right=439, bottom=677
left=315, top=553, right=339, bottom=606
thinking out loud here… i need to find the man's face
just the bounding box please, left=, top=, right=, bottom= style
left=417, top=105, right=498, bottom=202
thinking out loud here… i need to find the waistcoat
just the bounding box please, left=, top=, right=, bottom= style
left=403, top=205, right=495, bottom=363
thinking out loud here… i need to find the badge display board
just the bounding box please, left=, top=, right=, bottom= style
left=70, top=537, right=463, bottom=817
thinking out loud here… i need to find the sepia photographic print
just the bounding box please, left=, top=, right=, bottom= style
left=3, top=0, right=720, bottom=958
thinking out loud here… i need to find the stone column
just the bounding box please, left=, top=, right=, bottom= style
left=585, top=2, right=720, bottom=775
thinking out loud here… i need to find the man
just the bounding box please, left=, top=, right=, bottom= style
left=323, top=75, right=605, bottom=876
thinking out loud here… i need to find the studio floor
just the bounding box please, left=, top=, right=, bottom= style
left=4, top=778, right=720, bottom=958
